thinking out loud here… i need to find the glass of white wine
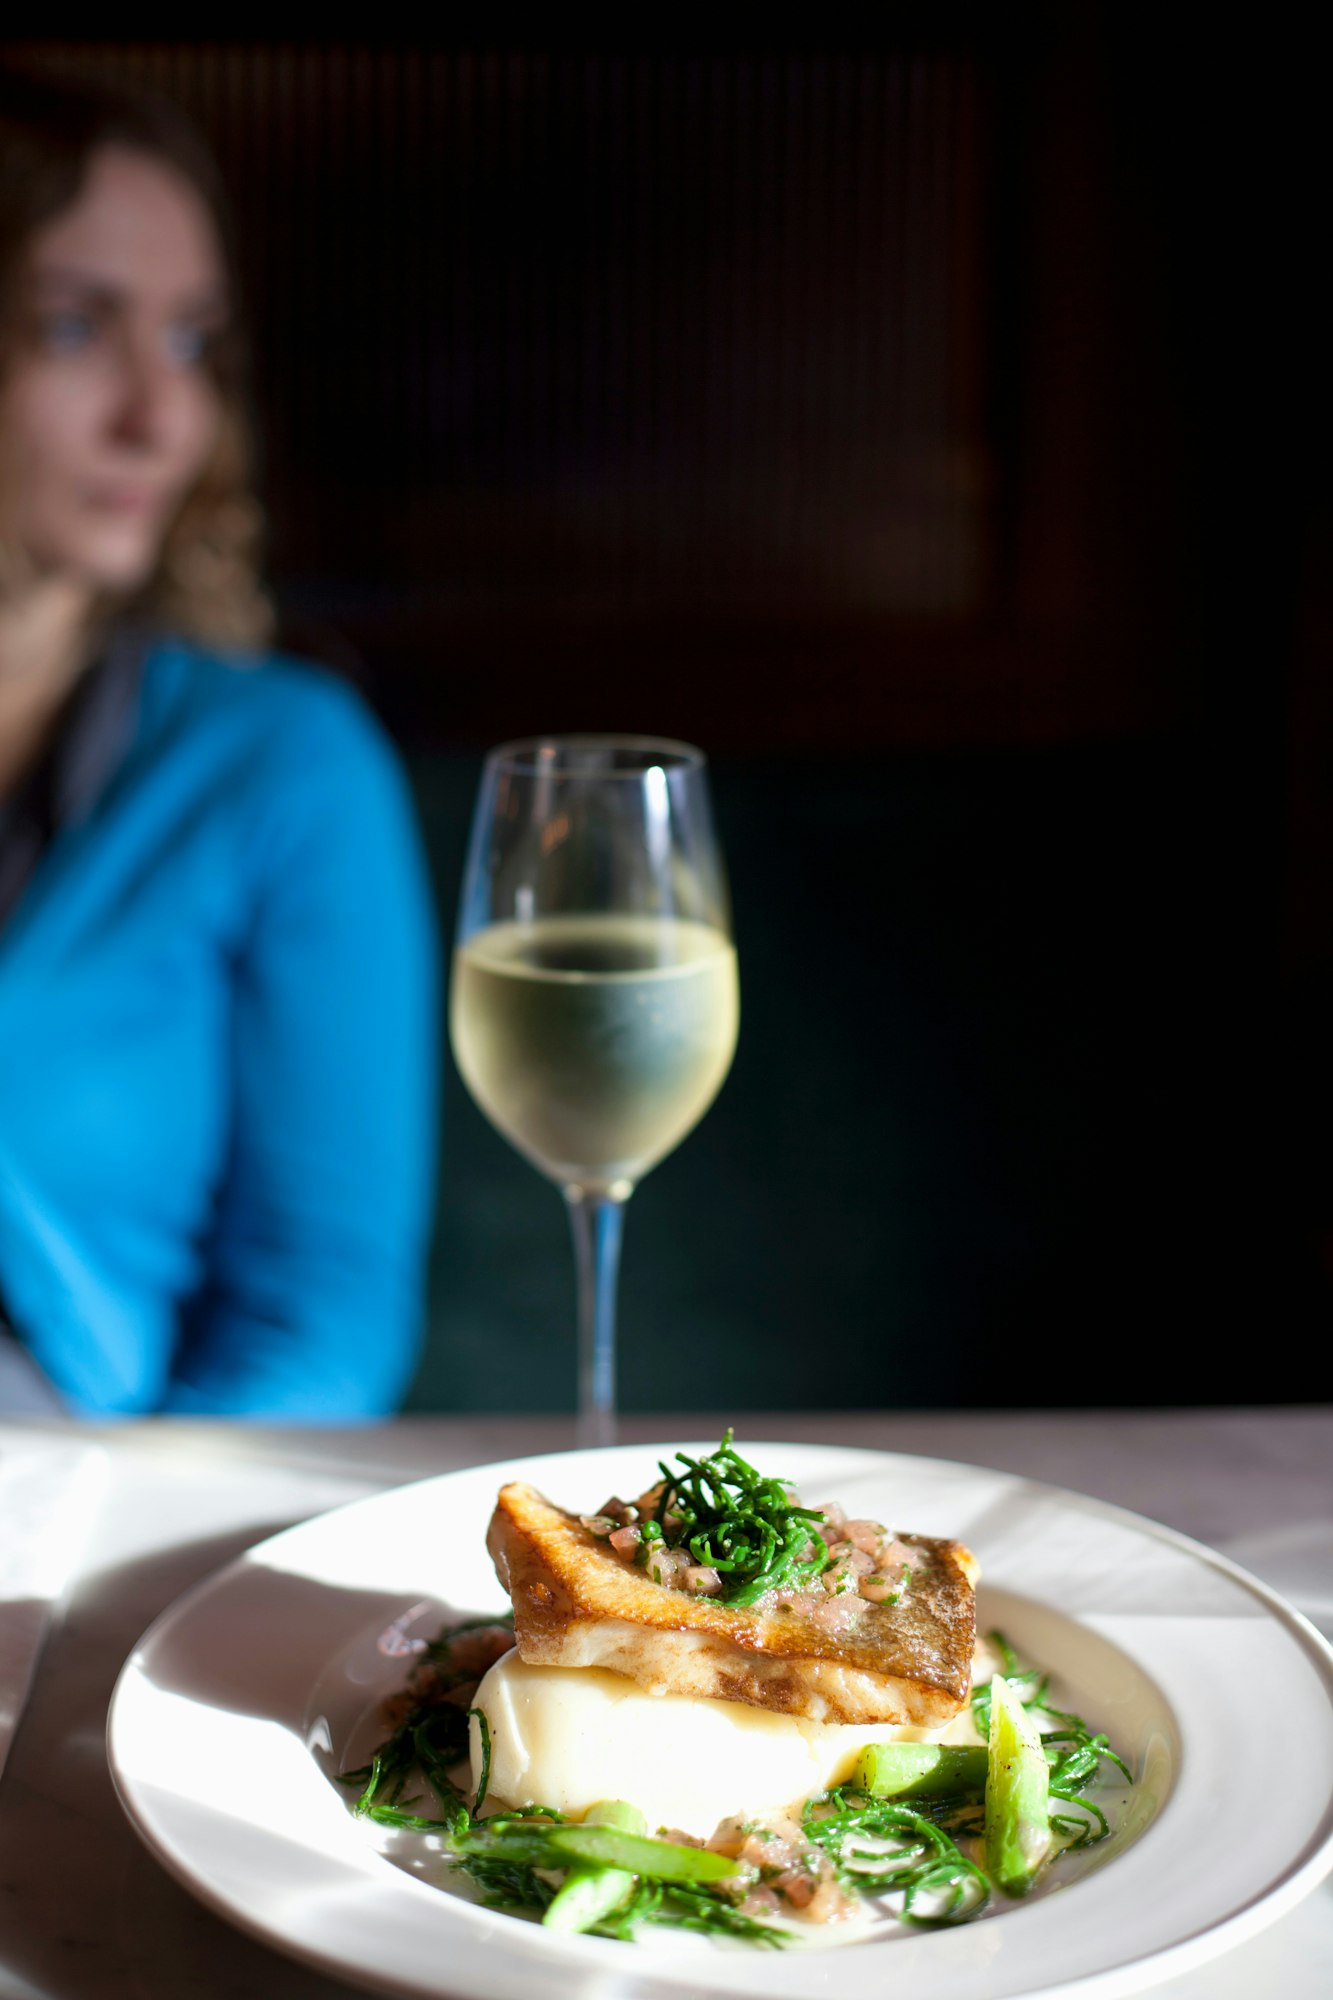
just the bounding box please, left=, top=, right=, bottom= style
left=450, top=736, right=738, bottom=1443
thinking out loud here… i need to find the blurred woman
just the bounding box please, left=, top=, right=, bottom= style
left=0, top=69, right=437, bottom=1417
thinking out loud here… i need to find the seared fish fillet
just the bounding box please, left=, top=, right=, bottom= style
left=487, top=1481, right=979, bottom=1727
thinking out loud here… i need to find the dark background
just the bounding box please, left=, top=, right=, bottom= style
left=13, top=18, right=1330, bottom=1411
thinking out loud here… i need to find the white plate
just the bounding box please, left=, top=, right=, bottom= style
left=107, top=1441, right=1333, bottom=2000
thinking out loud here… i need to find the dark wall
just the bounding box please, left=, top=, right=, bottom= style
left=14, top=20, right=1330, bottom=1408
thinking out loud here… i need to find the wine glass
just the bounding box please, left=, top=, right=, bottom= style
left=450, top=736, right=738, bottom=1443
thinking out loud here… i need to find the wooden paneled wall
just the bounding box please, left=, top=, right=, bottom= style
left=7, top=33, right=1249, bottom=748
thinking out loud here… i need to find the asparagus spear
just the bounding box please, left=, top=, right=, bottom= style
left=984, top=1673, right=1052, bottom=1895
left=855, top=1742, right=989, bottom=1800
left=542, top=1800, right=646, bottom=1933
left=545, top=1821, right=737, bottom=1884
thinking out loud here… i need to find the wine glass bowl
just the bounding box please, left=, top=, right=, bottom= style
left=449, top=736, right=737, bottom=1436
left=451, top=909, right=738, bottom=1197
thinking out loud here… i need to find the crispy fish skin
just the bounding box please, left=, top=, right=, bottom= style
left=487, top=1481, right=979, bottom=1727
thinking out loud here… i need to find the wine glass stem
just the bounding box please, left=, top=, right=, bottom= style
left=565, top=1187, right=627, bottom=1447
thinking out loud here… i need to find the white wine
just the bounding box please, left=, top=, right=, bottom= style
left=451, top=914, right=739, bottom=1194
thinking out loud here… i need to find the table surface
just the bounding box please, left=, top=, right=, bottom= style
left=2, top=1406, right=1331, bottom=2000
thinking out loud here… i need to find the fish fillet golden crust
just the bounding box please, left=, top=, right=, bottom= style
left=487, top=1481, right=980, bottom=1727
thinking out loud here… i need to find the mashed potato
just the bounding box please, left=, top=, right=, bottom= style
left=469, top=1650, right=982, bottom=1836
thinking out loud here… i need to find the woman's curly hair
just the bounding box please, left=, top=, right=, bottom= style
left=0, top=64, right=272, bottom=648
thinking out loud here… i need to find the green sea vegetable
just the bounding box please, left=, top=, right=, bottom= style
left=647, top=1429, right=830, bottom=1605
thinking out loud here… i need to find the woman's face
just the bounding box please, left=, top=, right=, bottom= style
left=2, top=144, right=227, bottom=597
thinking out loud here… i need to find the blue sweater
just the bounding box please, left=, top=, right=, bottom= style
left=0, top=638, right=438, bottom=1418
